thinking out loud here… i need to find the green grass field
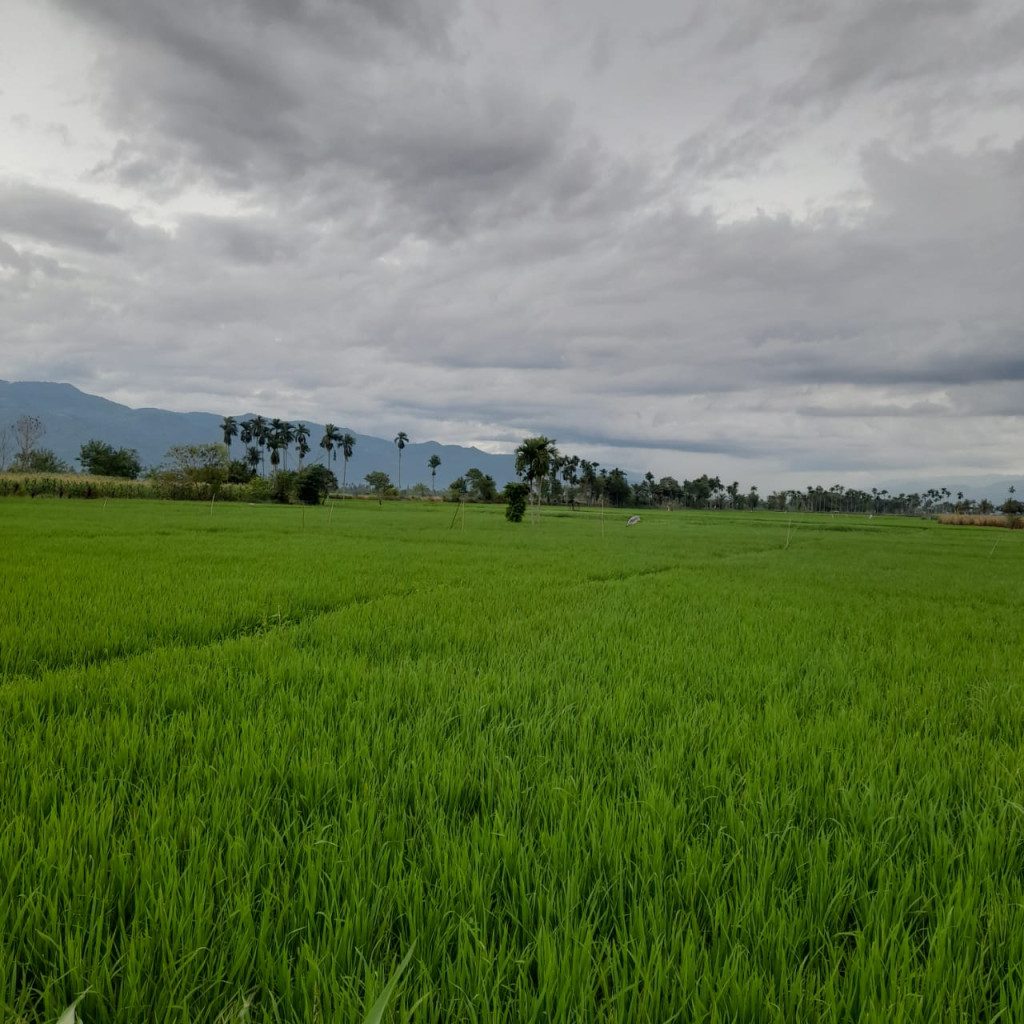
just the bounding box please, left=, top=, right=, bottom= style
left=2, top=499, right=1023, bottom=1022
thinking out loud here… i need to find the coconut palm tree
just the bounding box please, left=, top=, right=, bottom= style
left=579, top=460, right=599, bottom=505
left=428, top=454, right=441, bottom=493
left=394, top=431, right=409, bottom=491
left=294, top=423, right=311, bottom=469
left=269, top=419, right=293, bottom=471
left=320, top=423, right=341, bottom=466
left=340, top=433, right=356, bottom=494
left=249, top=415, right=269, bottom=476
left=514, top=436, right=557, bottom=521
left=220, top=416, right=238, bottom=454
left=547, top=454, right=564, bottom=504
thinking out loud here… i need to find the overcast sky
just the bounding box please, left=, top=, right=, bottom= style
left=2, top=0, right=1022, bottom=489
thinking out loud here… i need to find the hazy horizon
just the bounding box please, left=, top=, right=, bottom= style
left=2, top=378, right=1018, bottom=499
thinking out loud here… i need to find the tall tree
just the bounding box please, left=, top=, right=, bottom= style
left=394, top=431, right=409, bottom=491
left=562, top=454, right=579, bottom=502
left=270, top=419, right=293, bottom=471
left=428, top=454, right=441, bottom=493
left=643, top=471, right=656, bottom=506
left=603, top=468, right=630, bottom=507
left=514, top=436, right=558, bottom=521
left=13, top=415, right=45, bottom=465
left=294, top=423, right=311, bottom=469
left=340, top=433, right=356, bottom=494
left=220, top=416, right=238, bottom=453
left=579, top=460, right=599, bottom=505
left=320, top=423, right=341, bottom=466
left=547, top=454, right=564, bottom=505
left=250, top=415, right=268, bottom=476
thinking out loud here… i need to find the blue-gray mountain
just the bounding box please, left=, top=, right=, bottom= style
left=0, top=381, right=517, bottom=489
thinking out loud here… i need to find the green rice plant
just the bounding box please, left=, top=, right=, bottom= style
left=0, top=502, right=1022, bottom=1021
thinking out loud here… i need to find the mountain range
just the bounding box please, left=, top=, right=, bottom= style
left=1, top=380, right=1019, bottom=503
left=0, top=380, right=518, bottom=489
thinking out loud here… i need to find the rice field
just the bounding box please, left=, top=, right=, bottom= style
left=1, top=499, right=1023, bottom=1023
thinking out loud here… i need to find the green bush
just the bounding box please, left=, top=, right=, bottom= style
left=503, top=482, right=529, bottom=522
left=295, top=465, right=338, bottom=505
left=9, top=449, right=72, bottom=474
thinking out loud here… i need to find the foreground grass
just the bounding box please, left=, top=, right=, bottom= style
left=1, top=501, right=1023, bottom=1022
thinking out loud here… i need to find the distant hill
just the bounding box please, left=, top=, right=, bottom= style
left=0, top=380, right=517, bottom=489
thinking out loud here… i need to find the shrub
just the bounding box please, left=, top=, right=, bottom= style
left=244, top=471, right=298, bottom=504
left=295, top=465, right=338, bottom=505
left=10, top=449, right=72, bottom=474
left=504, top=482, right=529, bottom=523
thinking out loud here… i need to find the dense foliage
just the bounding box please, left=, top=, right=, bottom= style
left=503, top=481, right=529, bottom=521
left=77, top=439, right=143, bottom=479
left=9, top=448, right=71, bottom=474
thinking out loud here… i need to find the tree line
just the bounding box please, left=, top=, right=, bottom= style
left=2, top=413, right=1020, bottom=515
left=503, top=437, right=1022, bottom=517
left=218, top=416, right=357, bottom=484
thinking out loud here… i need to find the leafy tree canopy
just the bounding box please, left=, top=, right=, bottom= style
left=155, top=443, right=229, bottom=496
left=466, top=467, right=497, bottom=501
left=227, top=459, right=256, bottom=484
left=78, top=439, right=142, bottom=479
left=295, top=465, right=338, bottom=505
left=365, top=471, right=393, bottom=497
left=10, top=448, right=71, bottom=474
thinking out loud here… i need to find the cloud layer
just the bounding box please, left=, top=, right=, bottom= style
left=2, top=0, right=1022, bottom=488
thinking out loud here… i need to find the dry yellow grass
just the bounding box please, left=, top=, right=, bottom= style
left=939, top=513, right=1022, bottom=529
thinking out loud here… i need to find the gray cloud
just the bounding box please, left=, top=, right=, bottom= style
left=0, top=182, right=157, bottom=252
left=3, top=0, right=1022, bottom=489
left=67, top=0, right=599, bottom=240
